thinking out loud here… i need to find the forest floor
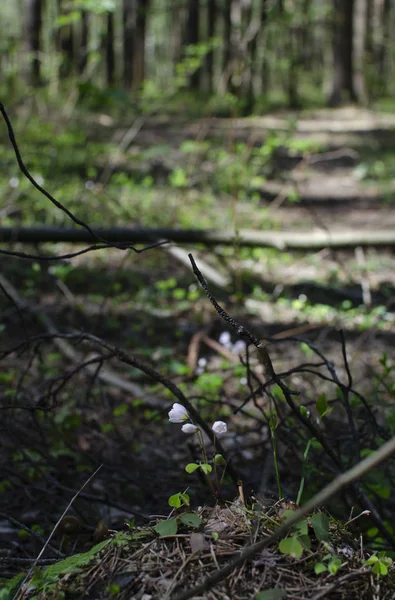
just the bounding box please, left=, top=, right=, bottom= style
left=1, top=104, right=395, bottom=599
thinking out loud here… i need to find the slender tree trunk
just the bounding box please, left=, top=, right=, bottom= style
left=378, top=0, right=390, bottom=88
left=78, top=10, right=89, bottom=74
left=132, top=0, right=149, bottom=91
left=205, top=0, right=216, bottom=93
left=123, top=0, right=135, bottom=88
left=24, top=0, right=42, bottom=86
left=56, top=0, right=75, bottom=79
left=328, top=0, right=356, bottom=106
left=353, top=0, right=368, bottom=105
left=185, top=0, right=200, bottom=90
left=106, top=10, right=115, bottom=85
left=222, top=0, right=232, bottom=91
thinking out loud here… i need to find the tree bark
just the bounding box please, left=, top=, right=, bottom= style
left=132, top=0, right=149, bottom=91
left=23, top=0, right=42, bottom=86
left=222, top=0, right=232, bottom=91
left=328, top=0, right=357, bottom=106
left=205, top=0, right=217, bottom=93
left=123, top=0, right=135, bottom=88
left=185, top=0, right=200, bottom=90
left=106, top=10, right=115, bottom=86
left=353, top=0, right=368, bottom=105
left=78, top=10, right=89, bottom=75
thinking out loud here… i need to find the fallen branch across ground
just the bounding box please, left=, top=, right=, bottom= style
left=1, top=226, right=395, bottom=250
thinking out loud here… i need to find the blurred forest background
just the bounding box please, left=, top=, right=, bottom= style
left=2, top=1, right=395, bottom=598
left=2, top=0, right=395, bottom=110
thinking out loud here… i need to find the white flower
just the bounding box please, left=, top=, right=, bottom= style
left=212, top=421, right=227, bottom=436
left=9, top=177, right=19, bottom=188
left=219, top=331, right=232, bottom=349
left=181, top=423, right=198, bottom=434
left=232, top=340, right=246, bottom=355
left=168, top=403, right=189, bottom=423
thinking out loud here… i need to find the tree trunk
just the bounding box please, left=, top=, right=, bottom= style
left=23, top=0, right=42, bottom=86
left=328, top=0, right=356, bottom=106
left=378, top=0, right=391, bottom=89
left=78, top=10, right=89, bottom=75
left=185, top=0, right=200, bottom=90
left=3, top=226, right=395, bottom=250
left=222, top=0, right=232, bottom=91
left=248, top=0, right=269, bottom=107
left=353, top=0, right=368, bottom=105
left=123, top=0, right=135, bottom=88
left=106, top=11, right=115, bottom=85
left=205, top=0, right=216, bottom=93
left=132, top=0, right=149, bottom=91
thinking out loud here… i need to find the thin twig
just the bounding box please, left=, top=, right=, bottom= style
left=14, top=464, right=103, bottom=600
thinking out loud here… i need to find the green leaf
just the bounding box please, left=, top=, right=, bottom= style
left=314, top=562, right=327, bottom=575
left=372, top=561, right=388, bottom=576
left=256, top=589, right=286, bottom=600
left=214, top=454, right=226, bottom=466
left=179, top=493, right=190, bottom=506
left=113, top=403, right=128, bottom=417
left=269, top=412, right=278, bottom=430
left=316, top=394, right=328, bottom=419
left=310, top=512, right=329, bottom=542
left=200, top=463, right=212, bottom=475
left=279, top=536, right=303, bottom=558
left=299, top=405, right=309, bottom=418
left=168, top=493, right=182, bottom=508
left=154, top=518, right=178, bottom=537
left=328, top=557, right=342, bottom=575
left=298, top=534, right=311, bottom=551
left=293, top=519, right=308, bottom=536
left=179, top=513, right=202, bottom=528
left=185, top=463, right=199, bottom=473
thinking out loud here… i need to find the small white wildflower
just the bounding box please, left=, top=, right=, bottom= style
left=9, top=177, right=19, bottom=188
left=168, top=403, right=189, bottom=423
left=232, top=340, right=246, bottom=355
left=85, top=180, right=95, bottom=190
left=219, top=331, right=232, bottom=349
left=181, top=423, right=198, bottom=434
left=198, top=357, right=207, bottom=368
left=239, top=377, right=247, bottom=386
left=212, top=421, right=227, bottom=436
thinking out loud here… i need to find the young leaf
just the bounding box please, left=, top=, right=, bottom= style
left=200, top=463, right=212, bottom=475
left=179, top=513, right=202, bottom=528
left=311, top=512, right=329, bottom=542
left=154, top=518, right=178, bottom=537
left=328, top=557, right=342, bottom=575
left=214, top=453, right=226, bottom=466
left=179, top=493, right=190, bottom=506
left=372, top=561, right=388, bottom=576
left=279, top=536, right=303, bottom=558
left=314, top=562, right=327, bottom=575
left=293, top=519, right=308, bottom=536
left=269, top=412, right=278, bottom=430
left=185, top=463, right=200, bottom=473
left=316, top=394, right=328, bottom=419
left=168, top=493, right=182, bottom=508
left=298, top=534, right=311, bottom=551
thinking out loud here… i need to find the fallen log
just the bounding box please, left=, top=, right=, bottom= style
left=1, top=226, right=395, bottom=250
